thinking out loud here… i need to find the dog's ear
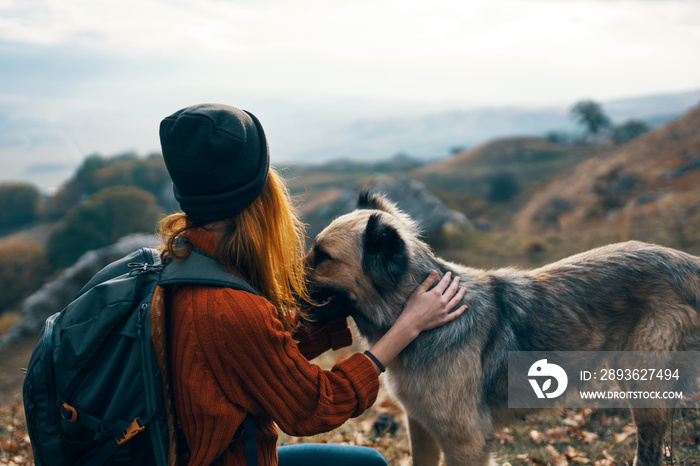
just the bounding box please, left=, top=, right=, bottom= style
left=358, top=189, right=406, bottom=218
left=358, top=189, right=421, bottom=234
left=362, top=213, right=409, bottom=289
left=358, top=189, right=387, bottom=210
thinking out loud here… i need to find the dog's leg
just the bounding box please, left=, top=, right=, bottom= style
left=408, top=416, right=442, bottom=466
left=440, top=440, right=493, bottom=466
left=435, top=422, right=494, bottom=466
left=630, top=407, right=673, bottom=466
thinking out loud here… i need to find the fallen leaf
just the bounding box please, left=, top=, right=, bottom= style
left=376, top=396, right=403, bottom=415
left=577, top=430, right=600, bottom=444
left=0, top=439, right=22, bottom=453
left=593, top=459, right=614, bottom=466
left=612, top=424, right=637, bottom=444
left=493, top=427, right=515, bottom=445
left=546, top=426, right=570, bottom=444
left=592, top=449, right=616, bottom=466
left=564, top=445, right=590, bottom=463
left=546, top=444, right=568, bottom=466
left=562, top=410, right=588, bottom=428
left=530, top=429, right=544, bottom=444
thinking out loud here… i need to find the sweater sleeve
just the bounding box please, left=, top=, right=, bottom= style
left=294, top=318, right=354, bottom=360
left=192, top=287, right=379, bottom=437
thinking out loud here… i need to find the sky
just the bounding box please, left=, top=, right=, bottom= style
left=1, top=0, right=699, bottom=188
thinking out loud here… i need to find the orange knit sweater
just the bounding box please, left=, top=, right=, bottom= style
left=169, top=227, right=380, bottom=465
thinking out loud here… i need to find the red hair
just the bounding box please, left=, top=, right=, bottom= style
left=159, top=168, right=310, bottom=332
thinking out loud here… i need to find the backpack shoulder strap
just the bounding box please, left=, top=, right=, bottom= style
left=154, top=247, right=259, bottom=466
left=157, top=248, right=259, bottom=296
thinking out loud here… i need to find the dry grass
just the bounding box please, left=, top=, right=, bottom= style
left=511, top=106, right=700, bottom=236
left=0, top=312, right=20, bottom=338
left=0, top=222, right=58, bottom=248
left=1, top=325, right=699, bottom=465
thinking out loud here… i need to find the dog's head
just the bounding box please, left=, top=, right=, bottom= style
left=304, top=190, right=433, bottom=334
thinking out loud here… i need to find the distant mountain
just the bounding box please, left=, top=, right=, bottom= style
left=295, top=89, right=700, bottom=164
left=604, top=89, right=700, bottom=120
left=3, top=88, right=699, bottom=191
left=296, top=107, right=576, bottom=162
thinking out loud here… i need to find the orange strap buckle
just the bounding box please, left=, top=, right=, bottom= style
left=115, top=418, right=146, bottom=445
left=61, top=403, right=78, bottom=423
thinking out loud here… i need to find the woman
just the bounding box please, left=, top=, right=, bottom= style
left=158, top=103, right=467, bottom=465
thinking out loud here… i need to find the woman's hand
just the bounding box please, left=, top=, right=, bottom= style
left=397, top=271, right=467, bottom=337
left=364, top=271, right=467, bottom=374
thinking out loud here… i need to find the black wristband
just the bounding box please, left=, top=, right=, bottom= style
left=364, top=350, right=386, bottom=373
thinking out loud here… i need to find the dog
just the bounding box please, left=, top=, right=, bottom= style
left=304, top=190, right=700, bottom=466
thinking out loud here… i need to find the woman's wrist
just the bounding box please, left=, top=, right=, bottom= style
left=365, top=321, right=417, bottom=374
left=392, top=313, right=421, bottom=341
left=363, top=350, right=386, bottom=372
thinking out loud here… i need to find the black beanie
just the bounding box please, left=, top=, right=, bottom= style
left=159, top=103, right=270, bottom=224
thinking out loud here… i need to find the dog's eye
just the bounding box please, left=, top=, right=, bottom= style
left=314, top=249, right=333, bottom=267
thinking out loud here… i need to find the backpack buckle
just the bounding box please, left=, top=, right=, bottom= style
left=115, top=418, right=146, bottom=445
left=61, top=403, right=78, bottom=422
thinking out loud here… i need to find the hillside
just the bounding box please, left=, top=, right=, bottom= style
left=282, top=105, right=700, bottom=252
left=412, top=137, right=604, bottom=223
left=511, top=105, right=700, bottom=238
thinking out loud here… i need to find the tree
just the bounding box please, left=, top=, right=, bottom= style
left=569, top=100, right=611, bottom=137
left=46, top=186, right=163, bottom=268
left=612, top=119, right=650, bottom=144
left=0, top=182, right=43, bottom=228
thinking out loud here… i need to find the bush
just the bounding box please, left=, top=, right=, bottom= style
left=533, top=198, right=572, bottom=231
left=46, top=153, right=172, bottom=218
left=46, top=186, right=163, bottom=268
left=0, top=242, right=49, bottom=311
left=592, top=169, right=644, bottom=213
left=0, top=182, right=42, bottom=228
left=612, top=119, right=650, bottom=144
left=485, top=170, right=520, bottom=202
left=545, top=131, right=570, bottom=144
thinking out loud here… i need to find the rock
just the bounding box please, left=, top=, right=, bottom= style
left=0, top=234, right=160, bottom=351
left=359, top=175, right=471, bottom=237
left=472, top=219, right=492, bottom=231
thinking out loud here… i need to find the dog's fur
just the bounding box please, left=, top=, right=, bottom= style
left=304, top=191, right=700, bottom=466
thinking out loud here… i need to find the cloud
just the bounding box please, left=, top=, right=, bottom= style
left=1, top=0, right=698, bottom=107
left=0, top=0, right=698, bottom=187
